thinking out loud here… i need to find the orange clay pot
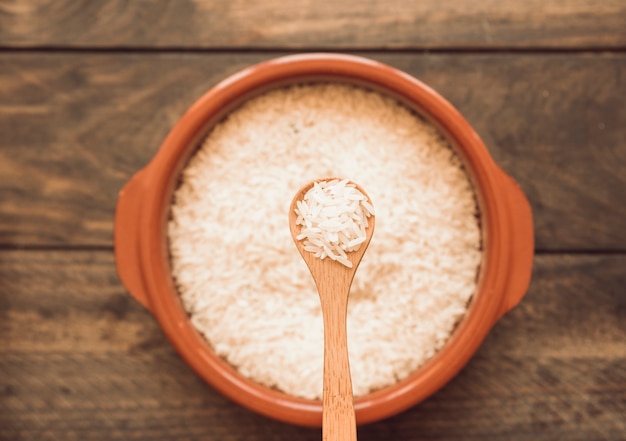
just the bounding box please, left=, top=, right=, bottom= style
left=114, top=53, right=534, bottom=427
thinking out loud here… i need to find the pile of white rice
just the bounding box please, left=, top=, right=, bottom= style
left=295, top=178, right=374, bottom=268
left=168, top=83, right=481, bottom=400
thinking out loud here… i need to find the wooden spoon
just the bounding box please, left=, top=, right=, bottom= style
left=289, top=179, right=375, bottom=441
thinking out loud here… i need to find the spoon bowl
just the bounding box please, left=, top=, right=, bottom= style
left=289, top=178, right=375, bottom=441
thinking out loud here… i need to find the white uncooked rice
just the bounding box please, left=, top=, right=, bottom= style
left=168, top=83, right=482, bottom=400
left=295, top=178, right=374, bottom=268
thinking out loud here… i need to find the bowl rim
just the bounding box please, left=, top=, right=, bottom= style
left=128, top=53, right=519, bottom=427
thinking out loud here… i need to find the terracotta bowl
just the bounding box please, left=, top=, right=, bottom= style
left=114, top=53, right=534, bottom=427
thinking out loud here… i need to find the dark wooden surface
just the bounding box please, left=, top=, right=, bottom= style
left=1, top=0, right=626, bottom=49
left=1, top=2, right=625, bottom=440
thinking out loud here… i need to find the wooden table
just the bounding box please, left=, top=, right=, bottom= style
left=1, top=2, right=625, bottom=440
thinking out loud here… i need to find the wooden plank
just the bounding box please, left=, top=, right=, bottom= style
left=0, top=251, right=624, bottom=440
left=0, top=52, right=625, bottom=250
left=0, top=0, right=625, bottom=49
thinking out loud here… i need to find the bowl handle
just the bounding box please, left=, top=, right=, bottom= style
left=497, top=170, right=534, bottom=318
left=114, top=168, right=152, bottom=312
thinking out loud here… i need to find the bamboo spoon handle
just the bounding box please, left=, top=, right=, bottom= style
left=320, top=281, right=357, bottom=441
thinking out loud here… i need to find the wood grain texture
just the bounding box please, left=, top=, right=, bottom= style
left=0, top=251, right=624, bottom=440
left=0, top=0, right=625, bottom=49
left=1, top=52, right=625, bottom=250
